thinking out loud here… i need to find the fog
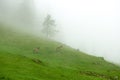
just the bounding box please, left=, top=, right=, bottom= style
left=0, top=0, right=120, bottom=64
left=34, top=0, right=120, bottom=64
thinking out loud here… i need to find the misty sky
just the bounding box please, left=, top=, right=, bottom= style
left=0, top=0, right=120, bottom=64
left=34, top=0, right=120, bottom=64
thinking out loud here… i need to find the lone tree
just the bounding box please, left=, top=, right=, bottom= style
left=42, top=14, right=57, bottom=37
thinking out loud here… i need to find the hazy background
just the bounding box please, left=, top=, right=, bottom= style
left=0, top=0, right=120, bottom=64
left=34, top=0, right=120, bottom=64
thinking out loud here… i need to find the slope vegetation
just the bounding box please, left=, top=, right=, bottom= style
left=0, top=24, right=120, bottom=80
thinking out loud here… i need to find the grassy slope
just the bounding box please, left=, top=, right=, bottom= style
left=0, top=24, right=120, bottom=80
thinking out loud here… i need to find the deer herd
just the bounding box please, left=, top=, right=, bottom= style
left=33, top=45, right=63, bottom=54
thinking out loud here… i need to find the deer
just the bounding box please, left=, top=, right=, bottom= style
left=56, top=45, right=63, bottom=52
left=33, top=47, right=40, bottom=54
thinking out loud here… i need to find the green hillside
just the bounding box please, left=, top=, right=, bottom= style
left=0, top=24, right=120, bottom=80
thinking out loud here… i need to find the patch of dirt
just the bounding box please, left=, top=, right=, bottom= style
left=32, top=59, right=44, bottom=65
left=79, top=71, right=119, bottom=80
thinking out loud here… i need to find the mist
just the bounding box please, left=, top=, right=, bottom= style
left=34, top=0, right=120, bottom=64
left=0, top=0, right=120, bottom=65
left=0, top=0, right=42, bottom=35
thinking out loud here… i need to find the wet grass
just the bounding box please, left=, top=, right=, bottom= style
left=0, top=24, right=120, bottom=80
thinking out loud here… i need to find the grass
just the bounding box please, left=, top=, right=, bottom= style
left=0, top=24, right=120, bottom=80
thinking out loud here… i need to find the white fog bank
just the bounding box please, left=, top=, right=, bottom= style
left=34, top=0, right=120, bottom=64
left=0, top=0, right=120, bottom=65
